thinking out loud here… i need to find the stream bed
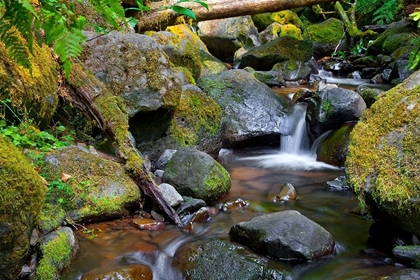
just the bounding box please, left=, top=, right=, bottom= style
left=61, top=147, right=404, bottom=280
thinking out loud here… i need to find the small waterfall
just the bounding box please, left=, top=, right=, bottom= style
left=279, top=103, right=310, bottom=155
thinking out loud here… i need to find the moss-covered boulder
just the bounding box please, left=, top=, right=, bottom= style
left=40, top=146, right=141, bottom=224
left=173, top=238, right=289, bottom=280
left=345, top=70, right=420, bottom=237
left=272, top=60, right=312, bottom=81
left=197, top=69, right=290, bottom=147
left=82, top=31, right=182, bottom=117
left=0, top=135, right=46, bottom=279
left=129, top=84, right=223, bottom=162
left=0, top=41, right=58, bottom=126
left=382, top=33, right=416, bottom=55
left=252, top=10, right=303, bottom=31
left=197, top=16, right=261, bottom=62
left=357, top=85, right=384, bottom=108
left=152, top=24, right=227, bottom=81
left=162, top=148, right=231, bottom=200
left=302, top=18, right=345, bottom=59
left=239, top=36, right=313, bottom=70
left=316, top=124, right=354, bottom=167
left=35, top=227, right=77, bottom=280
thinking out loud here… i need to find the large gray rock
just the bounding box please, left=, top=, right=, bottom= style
left=162, top=148, right=231, bottom=200
left=229, top=210, right=334, bottom=261
left=197, top=16, right=261, bottom=62
left=345, top=70, right=420, bottom=238
left=239, top=36, right=313, bottom=70
left=197, top=69, right=290, bottom=148
left=306, top=87, right=366, bottom=140
left=82, top=31, right=182, bottom=117
left=173, top=238, right=289, bottom=280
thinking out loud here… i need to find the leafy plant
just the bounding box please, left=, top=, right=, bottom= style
left=356, top=0, right=403, bottom=24
left=46, top=180, right=74, bottom=207
left=164, top=0, right=209, bottom=20
left=409, top=8, right=420, bottom=70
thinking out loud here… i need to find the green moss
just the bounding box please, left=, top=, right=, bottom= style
left=36, top=231, right=72, bottom=280
left=280, top=24, right=303, bottom=40
left=0, top=39, right=58, bottom=126
left=303, top=18, right=344, bottom=45
left=203, top=160, right=231, bottom=198
left=251, top=13, right=274, bottom=31
left=37, top=204, right=66, bottom=233
left=271, top=10, right=303, bottom=29
left=346, top=78, right=420, bottom=212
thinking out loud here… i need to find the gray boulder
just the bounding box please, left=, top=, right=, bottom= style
left=229, top=210, right=334, bottom=261
left=162, top=148, right=231, bottom=200
left=173, top=238, right=289, bottom=280
left=197, top=69, right=290, bottom=147
left=392, top=245, right=420, bottom=268
left=197, top=16, right=261, bottom=62
left=306, top=87, right=366, bottom=140
left=272, top=60, right=312, bottom=82
left=82, top=31, right=182, bottom=117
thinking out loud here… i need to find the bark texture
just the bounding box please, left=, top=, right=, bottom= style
left=132, top=0, right=336, bottom=31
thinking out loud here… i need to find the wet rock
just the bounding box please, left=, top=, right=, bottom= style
left=173, top=238, right=289, bottom=280
left=273, top=183, right=297, bottom=201
left=197, top=69, right=289, bottom=148
left=176, top=197, right=207, bottom=218
left=82, top=264, right=153, bottom=280
left=229, top=210, right=334, bottom=261
left=157, top=183, right=183, bottom=207
left=197, top=16, right=260, bottom=62
left=252, top=10, right=303, bottom=32
left=272, top=60, right=312, bottom=82
left=390, top=59, right=413, bottom=83
left=381, top=68, right=393, bottom=83
left=162, top=148, right=231, bottom=200
left=246, top=68, right=285, bottom=87
left=375, top=268, right=420, bottom=279
left=82, top=31, right=182, bottom=117
left=316, top=124, right=354, bottom=167
left=239, top=36, right=313, bottom=70
left=259, top=22, right=282, bottom=44
left=382, top=33, right=416, bottom=55
left=326, top=176, right=350, bottom=191
left=222, top=198, right=250, bottom=211
left=392, top=245, right=420, bottom=268
left=130, top=218, right=165, bottom=231
left=41, top=146, right=141, bottom=224
left=130, top=84, right=223, bottom=162
left=306, top=87, right=366, bottom=140
left=292, top=88, right=314, bottom=103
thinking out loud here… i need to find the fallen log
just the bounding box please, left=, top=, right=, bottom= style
left=131, top=0, right=336, bottom=31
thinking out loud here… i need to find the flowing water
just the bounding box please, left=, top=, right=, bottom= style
left=62, top=83, right=402, bottom=279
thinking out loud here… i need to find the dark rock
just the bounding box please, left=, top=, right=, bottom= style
left=273, top=183, right=297, bottom=201
left=306, top=87, right=366, bottom=140
left=357, top=85, right=383, bottom=108
left=197, top=69, right=290, bottom=148
left=229, top=210, right=334, bottom=261
left=155, top=149, right=177, bottom=170
left=173, top=238, right=289, bottom=280
left=326, top=176, right=350, bottom=191
left=176, top=197, right=207, bottom=218
left=393, top=245, right=420, bottom=267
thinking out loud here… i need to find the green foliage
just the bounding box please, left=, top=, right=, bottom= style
left=165, top=0, right=209, bottom=20
left=409, top=8, right=420, bottom=70
left=356, top=0, right=402, bottom=24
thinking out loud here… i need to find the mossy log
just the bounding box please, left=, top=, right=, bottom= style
left=63, top=63, right=182, bottom=226
left=131, top=0, right=336, bottom=31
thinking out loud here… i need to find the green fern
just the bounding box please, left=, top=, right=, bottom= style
left=356, top=0, right=402, bottom=24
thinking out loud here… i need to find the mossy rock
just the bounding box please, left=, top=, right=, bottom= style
left=0, top=40, right=58, bottom=126
left=239, top=36, right=313, bottom=70
left=382, top=33, right=416, bottom=55
left=152, top=24, right=227, bottom=81
left=162, top=148, right=231, bottom=200
left=357, top=85, right=383, bottom=108
left=345, top=70, right=420, bottom=237
left=252, top=10, right=303, bottom=31
left=367, top=20, right=417, bottom=55
left=279, top=24, right=303, bottom=40
left=316, top=124, right=354, bottom=167
left=40, top=146, right=141, bottom=224
left=82, top=31, right=182, bottom=117
left=129, top=84, right=223, bottom=162
left=35, top=227, right=77, bottom=280
left=0, top=135, right=46, bottom=279
left=302, top=18, right=345, bottom=59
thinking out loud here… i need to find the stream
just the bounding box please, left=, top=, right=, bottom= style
left=61, top=79, right=401, bottom=279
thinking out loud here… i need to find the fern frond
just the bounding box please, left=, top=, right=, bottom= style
left=53, top=29, right=85, bottom=78
left=89, top=0, right=126, bottom=29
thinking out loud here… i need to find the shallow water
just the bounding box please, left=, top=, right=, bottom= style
left=61, top=147, right=404, bottom=280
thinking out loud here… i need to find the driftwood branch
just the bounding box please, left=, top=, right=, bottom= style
left=131, top=0, right=337, bottom=31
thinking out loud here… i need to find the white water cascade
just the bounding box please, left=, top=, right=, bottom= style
left=240, top=103, right=338, bottom=170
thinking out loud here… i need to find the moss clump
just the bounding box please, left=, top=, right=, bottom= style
left=0, top=39, right=58, bottom=126
left=280, top=24, right=303, bottom=40
left=303, top=18, right=344, bottom=45
left=345, top=71, right=420, bottom=235
left=0, top=135, right=46, bottom=279
left=271, top=10, right=303, bottom=29
left=35, top=230, right=73, bottom=280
